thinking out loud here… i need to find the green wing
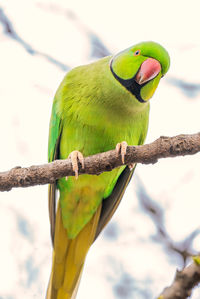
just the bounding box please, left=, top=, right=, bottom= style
left=94, top=166, right=135, bottom=240
left=48, top=100, right=63, bottom=244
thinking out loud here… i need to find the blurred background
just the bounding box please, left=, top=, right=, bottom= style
left=0, top=0, right=200, bottom=298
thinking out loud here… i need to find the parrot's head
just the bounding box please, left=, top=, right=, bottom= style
left=110, top=41, right=170, bottom=102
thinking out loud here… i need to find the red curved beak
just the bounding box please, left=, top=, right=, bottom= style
left=135, top=58, right=161, bottom=85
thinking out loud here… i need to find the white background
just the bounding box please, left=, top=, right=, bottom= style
left=0, top=0, right=200, bottom=298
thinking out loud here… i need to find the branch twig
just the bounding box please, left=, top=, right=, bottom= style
left=158, top=257, right=200, bottom=299
left=0, top=132, right=200, bottom=192
left=0, top=8, right=69, bottom=71
left=135, top=176, right=200, bottom=266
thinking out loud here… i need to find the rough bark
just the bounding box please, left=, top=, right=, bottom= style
left=158, top=257, right=200, bottom=299
left=0, top=132, right=200, bottom=192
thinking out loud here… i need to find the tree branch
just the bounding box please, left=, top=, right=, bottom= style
left=158, top=257, right=200, bottom=299
left=0, top=132, right=200, bottom=192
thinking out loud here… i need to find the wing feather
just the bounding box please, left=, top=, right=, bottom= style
left=48, top=100, right=63, bottom=244
left=94, top=165, right=136, bottom=240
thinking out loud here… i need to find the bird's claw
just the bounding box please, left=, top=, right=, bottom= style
left=128, top=163, right=135, bottom=171
left=68, top=150, right=84, bottom=179
left=116, top=142, right=135, bottom=170
left=115, top=141, right=128, bottom=164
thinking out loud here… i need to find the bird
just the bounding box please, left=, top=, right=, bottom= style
left=46, top=41, right=170, bottom=299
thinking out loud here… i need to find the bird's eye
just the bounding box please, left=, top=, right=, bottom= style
left=134, top=50, right=141, bottom=56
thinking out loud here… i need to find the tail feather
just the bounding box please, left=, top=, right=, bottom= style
left=47, top=201, right=102, bottom=299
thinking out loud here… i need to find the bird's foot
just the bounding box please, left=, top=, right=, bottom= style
left=116, top=141, right=128, bottom=164
left=68, top=150, right=84, bottom=179
left=116, top=141, right=135, bottom=170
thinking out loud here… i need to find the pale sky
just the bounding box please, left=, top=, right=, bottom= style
left=0, top=1, right=200, bottom=298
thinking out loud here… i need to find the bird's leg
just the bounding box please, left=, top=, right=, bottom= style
left=116, top=141, right=135, bottom=170
left=68, top=150, right=84, bottom=179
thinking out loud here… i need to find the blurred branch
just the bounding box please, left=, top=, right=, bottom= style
left=158, top=257, right=200, bottom=299
left=60, top=9, right=111, bottom=59
left=0, top=4, right=111, bottom=71
left=167, top=77, right=200, bottom=98
left=0, top=7, right=69, bottom=71
left=37, top=3, right=111, bottom=59
left=0, top=132, right=200, bottom=192
left=135, top=176, right=200, bottom=266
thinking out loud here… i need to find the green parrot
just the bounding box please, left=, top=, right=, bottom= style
left=46, top=41, right=170, bottom=299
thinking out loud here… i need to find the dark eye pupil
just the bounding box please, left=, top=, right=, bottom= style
left=135, top=50, right=139, bottom=55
